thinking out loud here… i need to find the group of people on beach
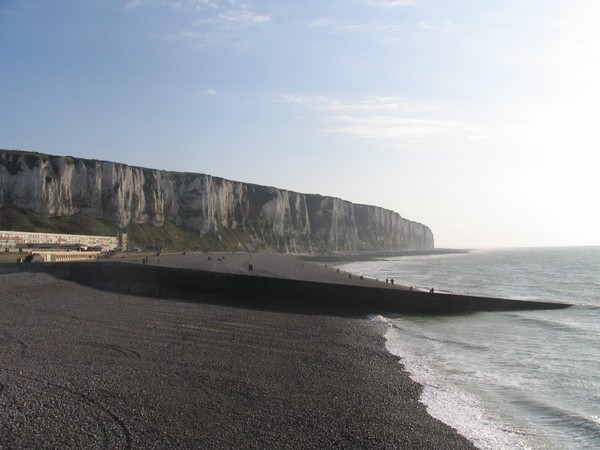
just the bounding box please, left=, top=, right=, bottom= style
left=332, top=268, right=437, bottom=293
left=138, top=254, right=160, bottom=264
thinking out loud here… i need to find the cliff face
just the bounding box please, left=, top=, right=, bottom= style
left=0, top=151, right=434, bottom=252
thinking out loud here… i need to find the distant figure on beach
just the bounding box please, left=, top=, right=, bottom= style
left=337, top=268, right=340, bottom=274
left=349, top=274, right=352, bottom=279
left=386, top=278, right=389, bottom=284
left=390, top=279, right=394, bottom=285
left=248, top=263, right=253, bottom=271
left=410, top=286, right=413, bottom=291
left=430, top=288, right=434, bottom=293
left=359, top=275, right=363, bottom=281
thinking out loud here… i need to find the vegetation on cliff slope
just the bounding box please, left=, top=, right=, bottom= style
left=0, top=206, right=117, bottom=236
left=0, top=206, right=252, bottom=252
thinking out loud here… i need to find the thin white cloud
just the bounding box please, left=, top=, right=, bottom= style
left=326, top=96, right=441, bottom=115
left=210, top=9, right=271, bottom=25
left=417, top=19, right=454, bottom=32
left=124, top=0, right=219, bottom=11
left=178, top=6, right=270, bottom=48
left=282, top=95, right=442, bottom=116
left=307, top=18, right=405, bottom=37
left=206, top=89, right=217, bottom=95
left=374, top=0, right=418, bottom=7
left=173, top=30, right=221, bottom=48
left=308, top=18, right=369, bottom=34
left=279, top=93, right=304, bottom=104
left=330, top=115, right=468, bottom=142
left=124, top=0, right=146, bottom=9
left=281, top=94, right=478, bottom=146
left=145, top=1, right=272, bottom=48
left=190, top=0, right=220, bottom=10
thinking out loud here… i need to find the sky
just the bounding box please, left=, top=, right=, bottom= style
left=1, top=0, right=599, bottom=248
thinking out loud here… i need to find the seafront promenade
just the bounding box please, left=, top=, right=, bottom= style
left=0, top=250, right=102, bottom=263
left=0, top=229, right=119, bottom=252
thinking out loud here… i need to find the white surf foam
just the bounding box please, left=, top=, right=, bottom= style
left=372, top=316, right=537, bottom=450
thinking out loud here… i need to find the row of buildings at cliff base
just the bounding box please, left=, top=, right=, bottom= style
left=0, top=230, right=125, bottom=252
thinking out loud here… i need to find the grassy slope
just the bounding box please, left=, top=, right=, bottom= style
left=0, top=206, right=251, bottom=252
left=0, top=206, right=117, bottom=236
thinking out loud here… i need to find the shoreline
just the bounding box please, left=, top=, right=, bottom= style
left=0, top=271, right=476, bottom=448
left=0, top=253, right=570, bottom=447
left=299, top=247, right=471, bottom=263
left=0, top=257, right=570, bottom=315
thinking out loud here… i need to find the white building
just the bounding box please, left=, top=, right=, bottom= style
left=0, top=230, right=118, bottom=251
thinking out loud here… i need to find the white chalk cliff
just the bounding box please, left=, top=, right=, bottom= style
left=0, top=151, right=434, bottom=252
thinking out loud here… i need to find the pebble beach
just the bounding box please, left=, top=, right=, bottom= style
left=0, top=254, right=476, bottom=448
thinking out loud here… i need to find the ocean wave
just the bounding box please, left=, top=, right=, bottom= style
left=505, top=391, right=600, bottom=449
left=380, top=325, right=537, bottom=450
left=506, top=309, right=600, bottom=335
left=366, top=247, right=600, bottom=450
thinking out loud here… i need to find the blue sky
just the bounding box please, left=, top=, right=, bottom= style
left=1, top=0, right=599, bottom=248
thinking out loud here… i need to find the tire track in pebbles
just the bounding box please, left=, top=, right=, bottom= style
left=0, top=329, right=28, bottom=355
left=81, top=342, right=141, bottom=359
left=8, top=371, right=133, bottom=449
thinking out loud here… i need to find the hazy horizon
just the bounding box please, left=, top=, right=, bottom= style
left=1, top=1, right=598, bottom=248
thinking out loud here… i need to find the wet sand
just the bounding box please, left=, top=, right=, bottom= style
left=0, top=270, right=475, bottom=449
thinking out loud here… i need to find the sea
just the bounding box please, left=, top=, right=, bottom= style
left=336, top=246, right=600, bottom=450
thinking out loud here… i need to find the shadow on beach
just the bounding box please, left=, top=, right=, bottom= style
left=0, top=254, right=570, bottom=318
